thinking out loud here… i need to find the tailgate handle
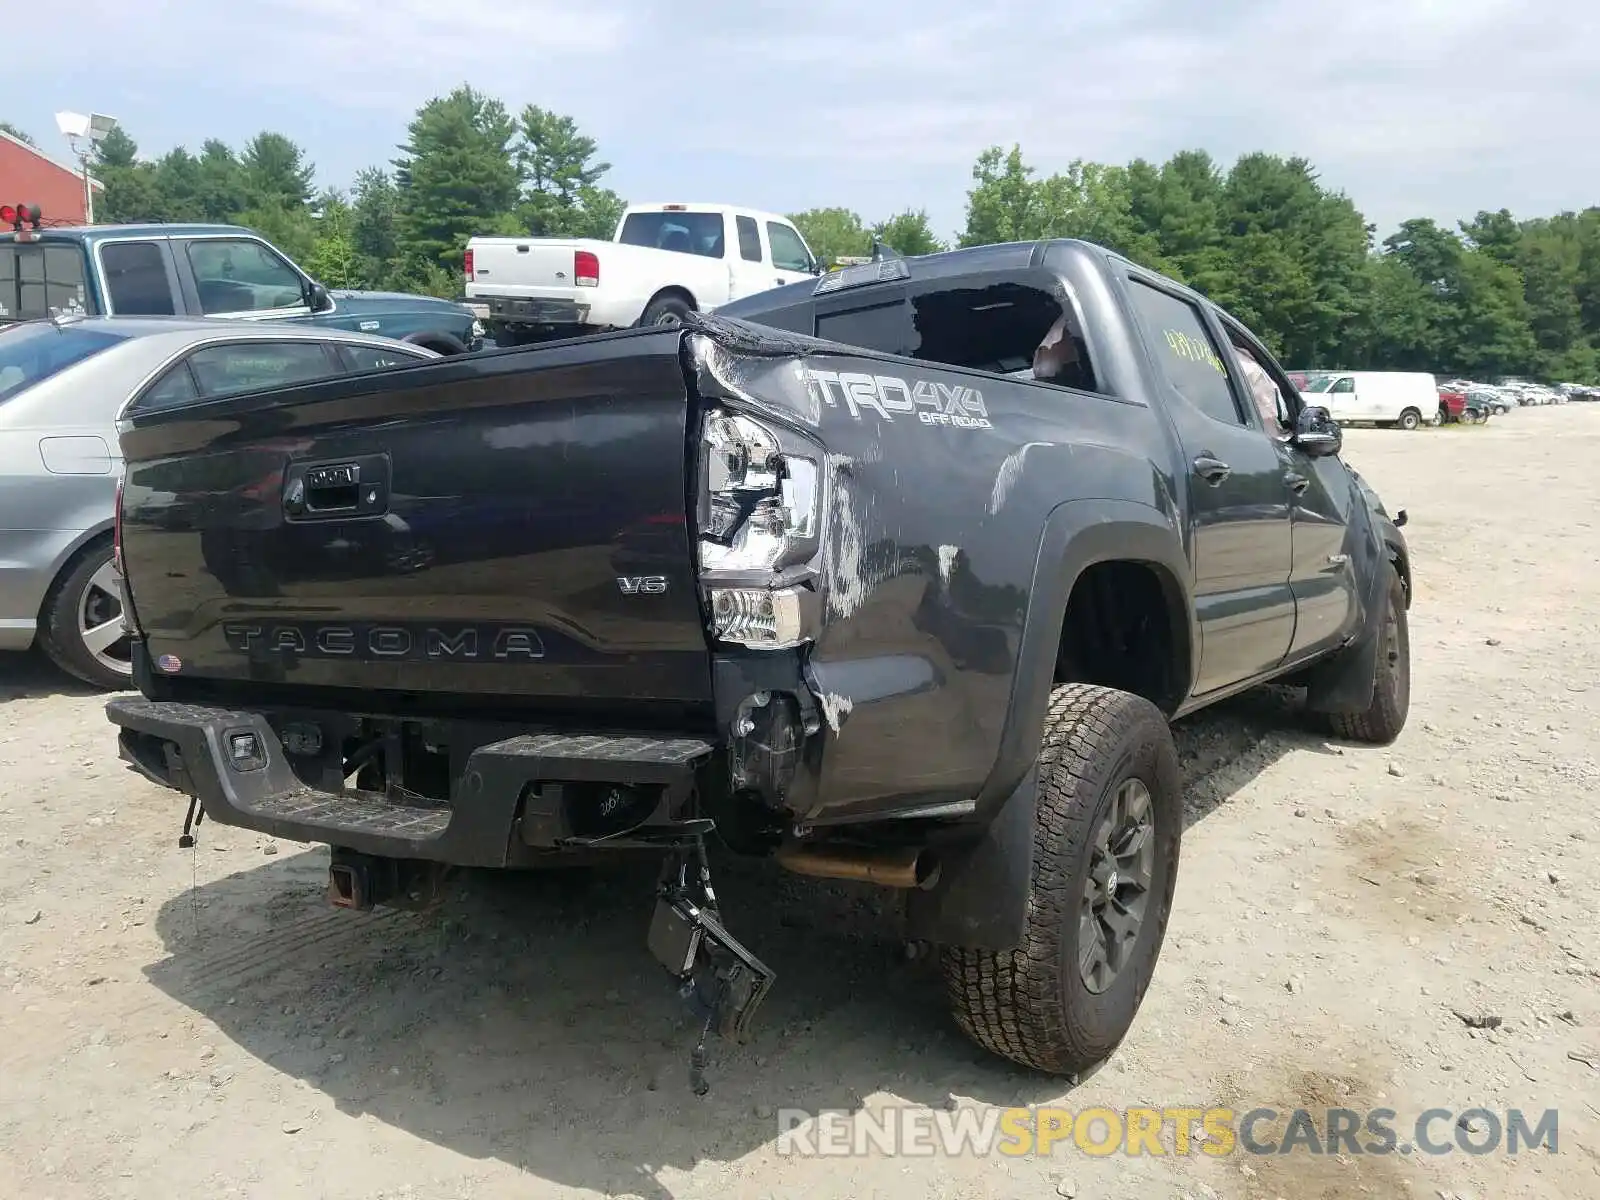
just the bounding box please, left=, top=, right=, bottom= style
left=283, top=455, right=390, bottom=520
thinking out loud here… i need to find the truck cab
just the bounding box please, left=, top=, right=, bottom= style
left=0, top=204, right=482, bottom=354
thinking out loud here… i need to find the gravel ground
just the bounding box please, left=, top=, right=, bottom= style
left=2, top=405, right=1597, bottom=1199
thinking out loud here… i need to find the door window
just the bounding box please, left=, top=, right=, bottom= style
left=101, top=242, right=175, bottom=315
left=1224, top=326, right=1293, bottom=434
left=337, top=343, right=432, bottom=372
left=1126, top=279, right=1244, bottom=426
left=186, top=341, right=339, bottom=399
left=1329, top=377, right=1355, bottom=394
left=185, top=238, right=307, bottom=314
left=766, top=222, right=813, bottom=273
left=735, top=216, right=762, bottom=263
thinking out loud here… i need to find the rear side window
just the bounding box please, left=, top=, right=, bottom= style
left=907, top=273, right=1100, bottom=392
left=101, top=242, right=176, bottom=315
left=0, top=243, right=90, bottom=321
left=766, top=222, right=812, bottom=273
left=337, top=343, right=430, bottom=372
left=135, top=364, right=201, bottom=413
left=0, top=322, right=128, bottom=404
left=815, top=299, right=909, bottom=356
left=735, top=216, right=762, bottom=263
left=1125, top=279, right=1243, bottom=425
left=618, top=211, right=725, bottom=258
left=186, top=342, right=339, bottom=399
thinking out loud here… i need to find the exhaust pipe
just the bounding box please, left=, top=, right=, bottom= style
left=775, top=843, right=940, bottom=890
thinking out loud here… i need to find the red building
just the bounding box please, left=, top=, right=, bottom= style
left=0, top=129, right=102, bottom=226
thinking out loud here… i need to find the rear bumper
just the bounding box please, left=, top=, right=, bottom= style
left=106, top=696, right=717, bottom=868
left=483, top=295, right=593, bottom=327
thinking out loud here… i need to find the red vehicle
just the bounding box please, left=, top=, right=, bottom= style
left=1437, top=388, right=1488, bottom=424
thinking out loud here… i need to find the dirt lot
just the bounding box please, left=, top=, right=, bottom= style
left=3, top=406, right=1598, bottom=1200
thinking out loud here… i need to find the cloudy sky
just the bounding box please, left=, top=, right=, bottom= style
left=5, top=0, right=1596, bottom=240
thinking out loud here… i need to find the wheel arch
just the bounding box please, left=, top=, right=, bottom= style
left=36, top=522, right=115, bottom=621
left=976, top=499, right=1194, bottom=821
left=399, top=330, right=470, bottom=356
left=641, top=286, right=697, bottom=320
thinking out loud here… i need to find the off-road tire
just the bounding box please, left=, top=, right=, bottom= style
left=640, top=294, right=693, bottom=328
left=939, top=684, right=1182, bottom=1075
left=1398, top=407, right=1422, bottom=431
left=1328, top=563, right=1410, bottom=744
left=37, top=538, right=131, bottom=690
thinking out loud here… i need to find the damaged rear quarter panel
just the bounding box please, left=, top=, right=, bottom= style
left=695, top=325, right=1181, bottom=824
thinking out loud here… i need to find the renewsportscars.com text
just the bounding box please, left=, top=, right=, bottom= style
left=775, top=1105, right=1559, bottom=1158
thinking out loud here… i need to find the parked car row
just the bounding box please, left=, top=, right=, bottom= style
left=1284, top=365, right=1599, bottom=430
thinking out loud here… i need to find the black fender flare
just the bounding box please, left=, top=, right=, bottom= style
left=905, top=498, right=1192, bottom=951
left=401, top=330, right=470, bottom=356
left=1304, top=517, right=1410, bottom=714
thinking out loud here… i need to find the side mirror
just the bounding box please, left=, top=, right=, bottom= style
left=306, top=282, right=332, bottom=313
left=1292, top=405, right=1342, bottom=457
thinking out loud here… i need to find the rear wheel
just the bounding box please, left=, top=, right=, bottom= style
left=37, top=540, right=132, bottom=690
left=1329, top=564, right=1410, bottom=744
left=1398, top=407, right=1422, bottom=431
left=940, top=684, right=1181, bottom=1075
left=640, top=294, right=692, bottom=328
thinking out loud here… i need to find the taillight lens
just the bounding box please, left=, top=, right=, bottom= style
left=574, top=250, right=599, bottom=287
left=697, top=409, right=820, bottom=649
left=463, top=248, right=474, bottom=280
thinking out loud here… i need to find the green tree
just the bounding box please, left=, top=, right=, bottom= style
left=515, top=105, right=619, bottom=237
left=92, top=126, right=163, bottom=223
left=0, top=121, right=35, bottom=146
left=394, top=86, right=521, bottom=275
left=304, top=191, right=360, bottom=288
left=871, top=209, right=945, bottom=256
left=196, top=140, right=249, bottom=222
left=153, top=148, right=205, bottom=220
left=960, top=145, right=1041, bottom=246
left=789, top=207, right=870, bottom=265
left=240, top=132, right=314, bottom=211
left=350, top=167, right=401, bottom=289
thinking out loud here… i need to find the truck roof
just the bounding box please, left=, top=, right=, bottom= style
left=0, top=223, right=253, bottom=244
left=626, top=202, right=798, bottom=226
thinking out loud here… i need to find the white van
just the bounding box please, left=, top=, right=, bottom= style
left=1301, top=371, right=1438, bottom=430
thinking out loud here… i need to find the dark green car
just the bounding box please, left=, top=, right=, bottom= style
left=1, top=213, right=482, bottom=354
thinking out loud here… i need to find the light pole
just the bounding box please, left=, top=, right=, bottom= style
left=55, top=110, right=117, bottom=224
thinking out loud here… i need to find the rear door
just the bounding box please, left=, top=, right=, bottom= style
left=1121, top=273, right=1295, bottom=694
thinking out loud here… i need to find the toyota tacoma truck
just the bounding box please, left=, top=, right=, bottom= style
left=465, top=202, right=820, bottom=346
left=1, top=203, right=482, bottom=354
left=106, top=238, right=1414, bottom=1086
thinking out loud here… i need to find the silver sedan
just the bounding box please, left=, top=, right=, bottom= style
left=0, top=316, right=439, bottom=688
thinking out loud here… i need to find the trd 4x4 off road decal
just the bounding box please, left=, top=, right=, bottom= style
left=803, top=368, right=993, bottom=431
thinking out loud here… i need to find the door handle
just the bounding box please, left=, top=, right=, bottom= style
left=1284, top=471, right=1310, bottom=495
left=282, top=455, right=390, bottom=521
left=774, top=277, right=787, bottom=286
left=1193, top=455, right=1231, bottom=485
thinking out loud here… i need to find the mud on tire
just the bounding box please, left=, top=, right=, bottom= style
left=939, top=683, right=1182, bottom=1075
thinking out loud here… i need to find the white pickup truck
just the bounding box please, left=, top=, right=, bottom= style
left=465, top=202, right=821, bottom=345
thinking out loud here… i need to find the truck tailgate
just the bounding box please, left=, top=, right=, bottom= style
left=467, top=237, right=591, bottom=298
left=116, top=330, right=712, bottom=706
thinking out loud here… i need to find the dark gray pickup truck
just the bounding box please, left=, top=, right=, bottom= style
left=106, top=238, right=1413, bottom=1086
